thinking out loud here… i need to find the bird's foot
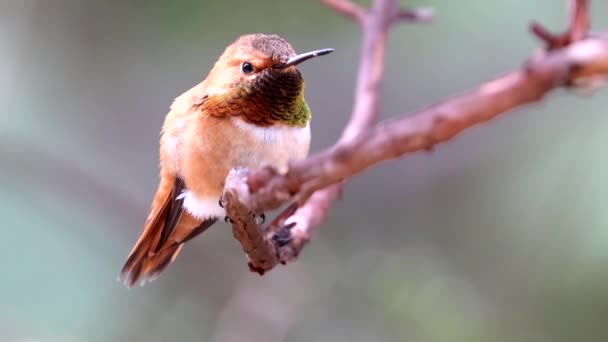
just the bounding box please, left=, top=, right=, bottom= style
left=220, top=197, right=232, bottom=222
left=271, top=222, right=296, bottom=247
left=254, top=213, right=266, bottom=225
left=223, top=213, right=264, bottom=225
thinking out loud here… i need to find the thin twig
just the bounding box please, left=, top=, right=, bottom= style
left=395, top=7, right=434, bottom=23
left=321, top=0, right=366, bottom=24
left=568, top=0, right=590, bottom=42
left=339, top=0, right=431, bottom=141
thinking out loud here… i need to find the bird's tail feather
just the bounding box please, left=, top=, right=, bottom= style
left=119, top=173, right=184, bottom=287
left=119, top=174, right=218, bottom=287
left=120, top=241, right=184, bottom=287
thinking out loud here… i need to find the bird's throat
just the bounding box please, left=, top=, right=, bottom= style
left=209, top=68, right=311, bottom=127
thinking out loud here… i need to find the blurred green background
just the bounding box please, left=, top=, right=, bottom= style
left=2, top=0, right=608, bottom=341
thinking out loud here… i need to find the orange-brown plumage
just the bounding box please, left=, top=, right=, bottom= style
left=119, top=34, right=332, bottom=287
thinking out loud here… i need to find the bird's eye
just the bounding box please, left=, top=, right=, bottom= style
left=241, top=61, right=254, bottom=74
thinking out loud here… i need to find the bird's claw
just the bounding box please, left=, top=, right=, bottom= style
left=218, top=197, right=224, bottom=208
left=254, top=213, right=266, bottom=224
left=271, top=222, right=296, bottom=247
left=224, top=212, right=264, bottom=225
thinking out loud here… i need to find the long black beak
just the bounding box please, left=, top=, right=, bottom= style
left=274, top=48, right=334, bottom=69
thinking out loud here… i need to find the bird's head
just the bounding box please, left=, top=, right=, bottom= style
left=201, top=34, right=333, bottom=126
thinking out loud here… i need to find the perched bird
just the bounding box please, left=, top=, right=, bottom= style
left=119, top=34, right=333, bottom=287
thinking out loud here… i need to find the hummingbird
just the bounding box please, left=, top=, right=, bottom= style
left=119, top=34, right=333, bottom=287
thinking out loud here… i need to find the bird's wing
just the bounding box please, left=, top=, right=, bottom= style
left=156, top=176, right=186, bottom=251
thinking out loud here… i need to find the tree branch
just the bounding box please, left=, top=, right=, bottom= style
left=395, top=7, right=434, bottom=23
left=530, top=0, right=589, bottom=50
left=223, top=0, right=603, bottom=274
left=321, top=0, right=366, bottom=24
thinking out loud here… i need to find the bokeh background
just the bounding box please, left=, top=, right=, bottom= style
left=3, top=0, right=608, bottom=341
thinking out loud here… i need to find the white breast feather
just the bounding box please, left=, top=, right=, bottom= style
left=177, top=191, right=226, bottom=219
left=230, top=117, right=310, bottom=149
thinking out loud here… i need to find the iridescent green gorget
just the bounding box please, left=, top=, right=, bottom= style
left=218, top=67, right=311, bottom=127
